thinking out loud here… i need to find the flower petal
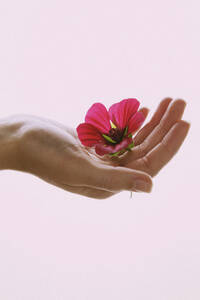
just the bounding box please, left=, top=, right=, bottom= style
left=127, top=111, right=145, bottom=135
left=108, top=98, right=140, bottom=130
left=85, top=103, right=111, bottom=133
left=95, top=137, right=133, bottom=156
left=76, top=123, right=104, bottom=147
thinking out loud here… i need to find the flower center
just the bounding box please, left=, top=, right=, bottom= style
left=108, top=128, right=124, bottom=143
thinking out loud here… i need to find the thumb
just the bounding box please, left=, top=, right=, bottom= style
left=84, top=164, right=153, bottom=193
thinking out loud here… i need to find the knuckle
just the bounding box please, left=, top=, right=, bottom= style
left=18, top=123, right=39, bottom=141
left=18, top=126, right=39, bottom=154
left=156, top=123, right=167, bottom=137
left=135, top=143, right=147, bottom=158
left=141, top=156, right=155, bottom=177
left=148, top=118, right=159, bottom=128
left=161, top=137, right=172, bottom=157
left=13, top=126, right=38, bottom=171
left=16, top=125, right=49, bottom=172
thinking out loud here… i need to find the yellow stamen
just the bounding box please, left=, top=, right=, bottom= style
left=110, top=120, right=117, bottom=129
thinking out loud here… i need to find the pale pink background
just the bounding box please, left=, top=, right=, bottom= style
left=0, top=0, right=199, bottom=299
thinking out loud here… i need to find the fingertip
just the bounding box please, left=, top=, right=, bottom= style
left=177, top=120, right=191, bottom=131
left=162, top=97, right=173, bottom=104
left=139, top=107, right=150, bottom=118
left=131, top=170, right=153, bottom=193
left=133, top=179, right=153, bottom=193
left=173, top=98, right=187, bottom=108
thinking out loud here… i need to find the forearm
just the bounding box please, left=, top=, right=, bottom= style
left=0, top=116, right=23, bottom=170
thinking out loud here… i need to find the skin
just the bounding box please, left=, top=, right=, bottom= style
left=0, top=97, right=190, bottom=199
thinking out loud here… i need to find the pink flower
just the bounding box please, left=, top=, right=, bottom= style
left=76, top=98, right=145, bottom=156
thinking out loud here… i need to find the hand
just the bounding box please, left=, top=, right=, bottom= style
left=0, top=114, right=152, bottom=199
left=0, top=97, right=190, bottom=200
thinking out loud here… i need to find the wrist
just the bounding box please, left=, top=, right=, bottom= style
left=0, top=115, right=24, bottom=170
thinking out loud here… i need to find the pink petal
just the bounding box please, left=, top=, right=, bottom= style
left=95, top=137, right=133, bottom=156
left=127, top=111, right=145, bottom=135
left=76, top=123, right=104, bottom=147
left=108, top=98, right=140, bottom=130
left=85, top=103, right=111, bottom=133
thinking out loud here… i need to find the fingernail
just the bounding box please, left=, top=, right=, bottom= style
left=133, top=180, right=152, bottom=193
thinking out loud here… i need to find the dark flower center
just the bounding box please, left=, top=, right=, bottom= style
left=108, top=128, right=125, bottom=143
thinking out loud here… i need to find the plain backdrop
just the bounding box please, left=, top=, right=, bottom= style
left=0, top=0, right=199, bottom=299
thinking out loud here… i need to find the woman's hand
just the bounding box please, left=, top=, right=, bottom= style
left=0, top=97, right=190, bottom=199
